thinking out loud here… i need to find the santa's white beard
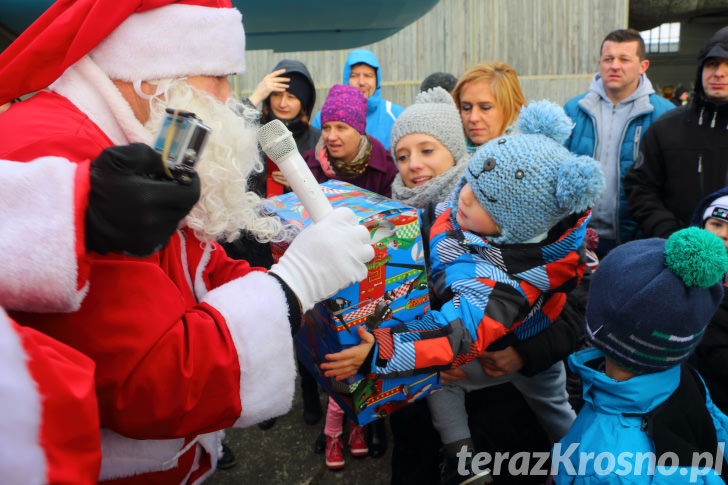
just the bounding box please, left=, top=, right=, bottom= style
left=145, top=80, right=291, bottom=244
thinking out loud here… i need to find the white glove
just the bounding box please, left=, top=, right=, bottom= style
left=270, top=207, right=374, bottom=313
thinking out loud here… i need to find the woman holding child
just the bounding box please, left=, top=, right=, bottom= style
left=383, top=65, right=592, bottom=484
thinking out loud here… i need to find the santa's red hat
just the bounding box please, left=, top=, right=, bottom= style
left=0, top=0, right=246, bottom=105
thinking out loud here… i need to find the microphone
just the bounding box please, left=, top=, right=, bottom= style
left=257, top=119, right=333, bottom=223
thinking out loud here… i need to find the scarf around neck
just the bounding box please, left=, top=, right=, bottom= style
left=391, top=154, right=469, bottom=209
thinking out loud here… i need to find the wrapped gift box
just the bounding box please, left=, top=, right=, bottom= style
left=264, top=180, right=440, bottom=424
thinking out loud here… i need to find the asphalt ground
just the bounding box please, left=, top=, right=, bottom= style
left=205, top=377, right=394, bottom=485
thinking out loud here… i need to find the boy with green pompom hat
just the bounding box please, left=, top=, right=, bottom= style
left=553, top=227, right=728, bottom=484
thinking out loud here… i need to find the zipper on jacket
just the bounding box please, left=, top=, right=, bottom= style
left=614, top=112, right=648, bottom=244
left=633, top=126, right=642, bottom=162
left=698, top=154, right=704, bottom=195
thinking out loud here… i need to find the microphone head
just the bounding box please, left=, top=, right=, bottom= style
left=257, top=119, right=298, bottom=164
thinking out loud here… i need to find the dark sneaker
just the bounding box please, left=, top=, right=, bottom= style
left=217, top=442, right=238, bottom=470
left=257, top=417, right=277, bottom=430
left=440, top=450, right=493, bottom=485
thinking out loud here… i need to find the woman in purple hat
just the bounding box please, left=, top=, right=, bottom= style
left=303, top=84, right=397, bottom=198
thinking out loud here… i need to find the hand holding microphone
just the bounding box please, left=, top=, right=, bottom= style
left=258, top=120, right=374, bottom=312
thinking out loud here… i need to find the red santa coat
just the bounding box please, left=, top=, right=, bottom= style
left=0, top=155, right=100, bottom=484
left=0, top=310, right=100, bottom=485
left=0, top=78, right=296, bottom=482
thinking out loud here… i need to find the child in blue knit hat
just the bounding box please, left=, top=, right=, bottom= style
left=324, top=100, right=604, bottom=484
left=554, top=228, right=728, bottom=484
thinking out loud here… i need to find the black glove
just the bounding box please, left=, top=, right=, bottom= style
left=85, top=143, right=201, bottom=256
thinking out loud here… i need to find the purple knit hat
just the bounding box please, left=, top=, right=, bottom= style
left=321, top=84, right=367, bottom=134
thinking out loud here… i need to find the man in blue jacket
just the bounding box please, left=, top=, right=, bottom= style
left=313, top=48, right=404, bottom=150
left=564, top=29, right=673, bottom=257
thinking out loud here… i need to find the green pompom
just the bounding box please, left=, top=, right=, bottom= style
left=665, top=227, right=728, bottom=288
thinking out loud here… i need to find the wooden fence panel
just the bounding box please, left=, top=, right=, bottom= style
left=235, top=0, right=627, bottom=112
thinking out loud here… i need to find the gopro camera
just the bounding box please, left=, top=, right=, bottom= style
left=152, top=108, right=211, bottom=183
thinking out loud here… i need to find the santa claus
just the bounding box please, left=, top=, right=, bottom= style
left=0, top=0, right=373, bottom=483
left=0, top=150, right=209, bottom=484
left=1, top=113, right=209, bottom=485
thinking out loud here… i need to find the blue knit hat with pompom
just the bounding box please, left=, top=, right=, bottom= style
left=455, top=99, right=604, bottom=244
left=586, top=227, right=728, bottom=374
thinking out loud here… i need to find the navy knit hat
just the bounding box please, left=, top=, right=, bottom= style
left=455, top=99, right=604, bottom=244
left=270, top=59, right=317, bottom=117
left=586, top=227, right=728, bottom=374
left=285, top=72, right=314, bottom=117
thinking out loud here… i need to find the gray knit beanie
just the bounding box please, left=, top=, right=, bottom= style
left=390, top=87, right=467, bottom=163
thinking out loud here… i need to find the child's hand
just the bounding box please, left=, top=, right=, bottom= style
left=440, top=368, right=467, bottom=383
left=321, top=325, right=375, bottom=380
left=478, top=346, right=525, bottom=377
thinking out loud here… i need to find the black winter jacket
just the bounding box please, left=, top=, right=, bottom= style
left=624, top=26, right=728, bottom=238
left=623, top=101, right=728, bottom=237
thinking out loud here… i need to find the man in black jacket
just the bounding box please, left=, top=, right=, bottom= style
left=624, top=26, right=728, bottom=238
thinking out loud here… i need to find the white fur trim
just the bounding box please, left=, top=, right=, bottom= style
left=0, top=157, right=88, bottom=312
left=201, top=271, right=296, bottom=427
left=98, top=428, right=217, bottom=481
left=0, top=310, right=46, bottom=485
left=51, top=56, right=153, bottom=146
left=90, top=4, right=246, bottom=81
left=193, top=244, right=214, bottom=301
left=190, top=433, right=219, bottom=485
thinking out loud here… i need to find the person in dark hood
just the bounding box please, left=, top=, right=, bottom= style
left=247, top=59, right=321, bottom=198
left=312, top=49, right=404, bottom=150
left=624, top=26, right=728, bottom=238
left=225, top=59, right=320, bottom=267
left=689, top=186, right=728, bottom=414
left=227, top=59, right=325, bottom=435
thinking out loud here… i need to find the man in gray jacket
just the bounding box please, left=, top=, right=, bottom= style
left=564, top=29, right=673, bottom=257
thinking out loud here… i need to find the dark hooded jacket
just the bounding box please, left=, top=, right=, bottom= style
left=260, top=59, right=321, bottom=156
left=246, top=59, right=321, bottom=196
left=228, top=60, right=320, bottom=267
left=689, top=186, right=728, bottom=414
left=623, top=26, right=728, bottom=238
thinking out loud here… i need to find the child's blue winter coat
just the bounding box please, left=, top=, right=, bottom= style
left=553, top=348, right=728, bottom=484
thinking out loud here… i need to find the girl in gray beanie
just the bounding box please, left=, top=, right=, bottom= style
left=390, top=87, right=470, bottom=209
